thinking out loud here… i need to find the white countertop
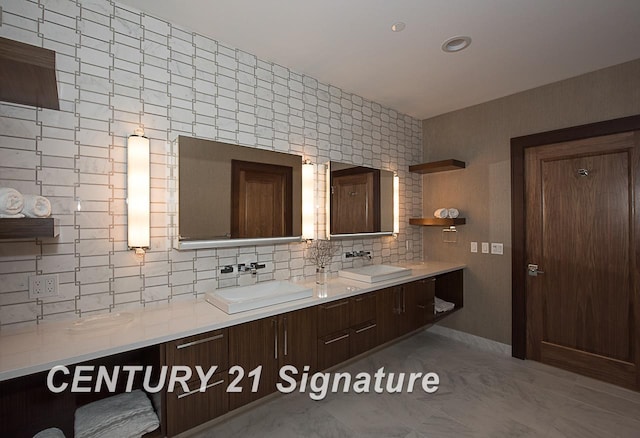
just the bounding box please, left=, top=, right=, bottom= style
left=0, top=261, right=464, bottom=381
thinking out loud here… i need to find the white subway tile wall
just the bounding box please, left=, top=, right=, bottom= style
left=0, top=0, right=423, bottom=327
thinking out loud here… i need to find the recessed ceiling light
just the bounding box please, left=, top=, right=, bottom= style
left=391, top=22, right=406, bottom=32
left=442, top=36, right=472, bottom=53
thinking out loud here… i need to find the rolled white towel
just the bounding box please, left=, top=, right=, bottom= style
left=447, top=208, right=459, bottom=218
left=434, top=208, right=449, bottom=218
left=22, top=194, right=52, bottom=218
left=0, top=187, right=24, bottom=215
left=0, top=213, right=25, bottom=218
left=33, top=427, right=66, bottom=438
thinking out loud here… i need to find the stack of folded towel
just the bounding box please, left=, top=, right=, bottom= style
left=74, top=389, right=160, bottom=438
left=433, top=208, right=459, bottom=219
left=0, top=187, right=51, bottom=218
left=434, top=297, right=455, bottom=314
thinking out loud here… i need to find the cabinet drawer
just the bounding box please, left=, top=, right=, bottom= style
left=317, top=299, right=350, bottom=337
left=350, top=320, right=378, bottom=356
left=350, top=293, right=376, bottom=326
left=317, top=329, right=351, bottom=370
left=166, top=373, right=229, bottom=436
left=165, top=328, right=229, bottom=371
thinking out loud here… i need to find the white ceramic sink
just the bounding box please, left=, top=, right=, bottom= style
left=339, top=264, right=412, bottom=283
left=206, top=281, right=313, bottom=314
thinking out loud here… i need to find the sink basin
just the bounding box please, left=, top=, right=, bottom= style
left=339, top=264, right=412, bottom=283
left=206, top=281, right=313, bottom=314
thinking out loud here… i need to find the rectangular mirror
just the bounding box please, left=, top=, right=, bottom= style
left=326, top=161, right=395, bottom=239
left=173, top=136, right=302, bottom=249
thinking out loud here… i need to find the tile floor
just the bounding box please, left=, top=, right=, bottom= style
left=192, top=330, right=640, bottom=437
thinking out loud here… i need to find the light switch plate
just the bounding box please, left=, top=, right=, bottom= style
left=481, top=242, right=489, bottom=254
left=491, top=243, right=504, bottom=255
left=470, top=242, right=478, bottom=253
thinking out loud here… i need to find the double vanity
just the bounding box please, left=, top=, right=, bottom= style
left=0, top=261, right=464, bottom=437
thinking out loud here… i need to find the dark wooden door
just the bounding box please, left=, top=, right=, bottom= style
left=525, top=131, right=640, bottom=390
left=231, top=160, right=292, bottom=238
left=279, top=307, right=317, bottom=374
left=331, top=168, right=380, bottom=234
left=405, top=278, right=435, bottom=330
left=376, top=286, right=400, bottom=344
left=228, top=316, right=279, bottom=409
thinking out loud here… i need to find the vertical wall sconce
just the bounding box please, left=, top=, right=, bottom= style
left=393, top=173, right=400, bottom=236
left=302, top=159, right=315, bottom=240
left=127, top=128, right=150, bottom=255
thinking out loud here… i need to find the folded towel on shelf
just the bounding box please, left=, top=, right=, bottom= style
left=434, top=297, right=455, bottom=314
left=0, top=213, right=25, bottom=218
left=433, top=208, right=449, bottom=218
left=447, top=208, right=459, bottom=218
left=74, top=390, right=160, bottom=438
left=0, top=187, right=24, bottom=215
left=33, top=427, right=66, bottom=438
left=22, top=194, right=52, bottom=218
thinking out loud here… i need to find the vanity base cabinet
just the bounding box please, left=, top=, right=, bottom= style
left=163, top=329, right=229, bottom=436
left=229, top=306, right=318, bottom=411
left=404, top=278, right=436, bottom=331
left=228, top=317, right=279, bottom=410
left=165, top=372, right=229, bottom=437
left=376, top=286, right=402, bottom=344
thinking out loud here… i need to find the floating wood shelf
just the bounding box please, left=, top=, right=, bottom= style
left=409, top=159, right=465, bottom=174
left=0, top=218, right=59, bottom=239
left=409, top=218, right=466, bottom=226
left=0, top=37, right=59, bottom=110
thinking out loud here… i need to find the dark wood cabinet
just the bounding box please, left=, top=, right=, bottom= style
left=405, top=278, right=436, bottom=331
left=376, top=286, right=401, bottom=344
left=229, top=306, right=317, bottom=410
left=163, top=329, right=229, bottom=436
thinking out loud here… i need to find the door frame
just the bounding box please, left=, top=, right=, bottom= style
left=510, top=114, right=640, bottom=359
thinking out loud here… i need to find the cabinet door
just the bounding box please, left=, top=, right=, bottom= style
left=376, top=287, right=400, bottom=344
left=318, top=329, right=351, bottom=370
left=165, top=373, right=229, bottom=436
left=350, top=292, right=376, bottom=326
left=165, top=329, right=228, bottom=371
left=228, top=317, right=279, bottom=410
left=317, top=299, right=350, bottom=337
left=405, top=278, right=436, bottom=331
left=280, top=306, right=317, bottom=373
left=350, top=320, right=378, bottom=356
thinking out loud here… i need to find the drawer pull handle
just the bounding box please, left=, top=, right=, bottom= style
left=355, top=323, right=377, bottom=334
left=176, top=333, right=224, bottom=349
left=274, top=319, right=278, bottom=360
left=324, top=333, right=350, bottom=345
left=417, top=305, right=427, bottom=309
left=177, top=379, right=225, bottom=399
left=323, top=301, right=349, bottom=310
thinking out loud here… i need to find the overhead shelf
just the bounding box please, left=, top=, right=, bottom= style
left=409, top=159, right=465, bottom=174
left=0, top=37, right=59, bottom=110
left=409, top=218, right=466, bottom=226
left=0, top=218, right=59, bottom=239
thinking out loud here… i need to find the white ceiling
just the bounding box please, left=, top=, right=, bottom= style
left=120, top=0, right=640, bottom=119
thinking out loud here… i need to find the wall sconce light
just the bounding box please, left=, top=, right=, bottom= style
left=393, top=173, right=400, bottom=236
left=127, top=128, right=150, bottom=255
left=302, top=159, right=315, bottom=240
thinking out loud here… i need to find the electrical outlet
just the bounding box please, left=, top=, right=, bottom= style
left=481, top=242, right=489, bottom=254
left=29, top=274, right=59, bottom=299
left=470, top=242, right=478, bottom=253
left=491, top=243, right=504, bottom=255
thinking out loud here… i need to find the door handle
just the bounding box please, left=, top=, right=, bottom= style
left=527, top=264, right=545, bottom=276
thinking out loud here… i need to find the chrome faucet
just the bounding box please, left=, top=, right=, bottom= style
left=238, top=262, right=266, bottom=275
left=345, top=251, right=372, bottom=260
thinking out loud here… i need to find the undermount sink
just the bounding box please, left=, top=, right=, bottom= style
left=338, top=264, right=412, bottom=283
left=206, top=281, right=313, bottom=314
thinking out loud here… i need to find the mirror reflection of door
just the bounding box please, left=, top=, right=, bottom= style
left=231, top=160, right=293, bottom=238
left=331, top=167, right=380, bottom=234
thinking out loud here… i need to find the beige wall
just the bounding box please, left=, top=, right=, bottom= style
left=422, top=58, right=640, bottom=345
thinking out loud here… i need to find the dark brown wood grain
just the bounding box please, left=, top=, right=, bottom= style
left=409, top=217, right=466, bottom=226
left=317, top=299, right=351, bottom=337
left=350, top=292, right=377, bottom=326
left=0, top=218, right=59, bottom=239
left=231, top=160, right=293, bottom=238
left=350, top=320, right=378, bottom=356
left=317, top=329, right=351, bottom=370
left=0, top=37, right=59, bottom=110
left=279, top=307, right=318, bottom=374
left=524, top=131, right=639, bottom=390
left=165, top=329, right=228, bottom=372
left=330, top=168, right=380, bottom=234
left=511, top=114, right=640, bottom=361
left=408, top=159, right=465, bottom=174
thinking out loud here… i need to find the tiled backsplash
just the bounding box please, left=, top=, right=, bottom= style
left=0, top=0, right=423, bottom=327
